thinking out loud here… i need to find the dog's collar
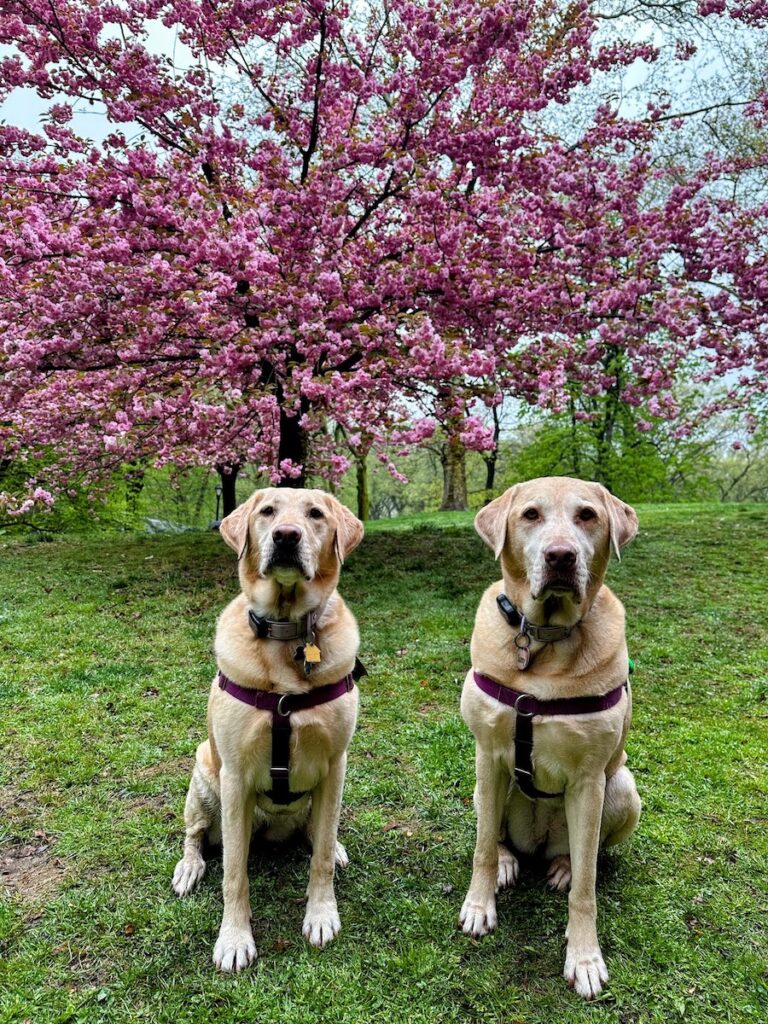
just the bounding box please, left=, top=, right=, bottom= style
left=247, top=609, right=317, bottom=642
left=496, top=593, right=580, bottom=670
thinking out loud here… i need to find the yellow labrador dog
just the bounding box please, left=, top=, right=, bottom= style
left=172, top=487, right=364, bottom=972
left=459, top=476, right=641, bottom=999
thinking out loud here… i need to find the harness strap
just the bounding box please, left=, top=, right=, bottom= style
left=218, top=668, right=360, bottom=805
left=513, top=713, right=559, bottom=800
left=269, top=711, right=296, bottom=804
left=472, top=670, right=628, bottom=801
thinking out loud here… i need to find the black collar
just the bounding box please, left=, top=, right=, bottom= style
left=496, top=593, right=578, bottom=642
left=496, top=593, right=580, bottom=671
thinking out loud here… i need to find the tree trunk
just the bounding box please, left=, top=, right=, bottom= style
left=216, top=464, right=240, bottom=517
left=482, top=405, right=501, bottom=501
left=483, top=448, right=497, bottom=494
left=440, top=436, right=468, bottom=511
left=356, top=454, right=370, bottom=521
left=276, top=397, right=308, bottom=488
left=124, top=463, right=145, bottom=516
left=568, top=395, right=582, bottom=477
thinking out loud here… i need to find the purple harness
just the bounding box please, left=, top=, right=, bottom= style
left=472, top=670, right=628, bottom=800
left=218, top=671, right=356, bottom=804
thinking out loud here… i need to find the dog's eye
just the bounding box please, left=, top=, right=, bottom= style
left=578, top=508, right=597, bottom=522
left=522, top=508, right=539, bottom=521
left=308, top=507, right=325, bottom=520
left=260, top=505, right=274, bottom=517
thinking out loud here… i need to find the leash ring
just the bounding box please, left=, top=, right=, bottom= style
left=276, top=694, right=292, bottom=717
left=514, top=692, right=536, bottom=718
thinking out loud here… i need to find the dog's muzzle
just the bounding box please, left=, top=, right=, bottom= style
left=264, top=523, right=311, bottom=580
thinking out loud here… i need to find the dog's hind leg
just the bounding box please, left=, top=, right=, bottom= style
left=601, top=766, right=641, bottom=848
left=542, top=767, right=641, bottom=891
left=496, top=843, right=519, bottom=889
left=172, top=741, right=220, bottom=897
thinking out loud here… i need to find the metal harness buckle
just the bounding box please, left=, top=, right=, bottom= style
left=514, top=692, right=536, bottom=718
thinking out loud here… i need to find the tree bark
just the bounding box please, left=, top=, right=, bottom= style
left=216, top=463, right=240, bottom=517
left=440, top=436, right=468, bottom=511
left=276, top=395, right=308, bottom=488
left=124, top=463, right=145, bottom=515
left=356, top=454, right=370, bottom=521
left=482, top=405, right=501, bottom=501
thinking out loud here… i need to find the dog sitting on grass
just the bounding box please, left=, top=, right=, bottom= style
left=459, top=476, right=641, bottom=999
left=172, top=487, right=363, bottom=972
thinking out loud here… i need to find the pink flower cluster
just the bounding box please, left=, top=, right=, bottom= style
left=0, top=1, right=765, bottom=508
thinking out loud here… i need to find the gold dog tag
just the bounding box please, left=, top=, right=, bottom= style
left=303, top=643, right=322, bottom=664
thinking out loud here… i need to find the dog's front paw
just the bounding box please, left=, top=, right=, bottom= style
left=172, top=852, right=206, bottom=897
left=496, top=845, right=519, bottom=890
left=334, top=841, right=349, bottom=869
left=564, top=944, right=608, bottom=999
left=459, top=893, right=497, bottom=937
left=303, top=901, right=341, bottom=947
left=213, top=925, right=257, bottom=973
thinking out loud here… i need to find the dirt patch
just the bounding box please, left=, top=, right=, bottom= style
left=0, top=784, right=56, bottom=833
left=133, top=755, right=191, bottom=781
left=0, top=834, right=67, bottom=902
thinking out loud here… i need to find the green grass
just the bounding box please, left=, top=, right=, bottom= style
left=1, top=504, right=767, bottom=1024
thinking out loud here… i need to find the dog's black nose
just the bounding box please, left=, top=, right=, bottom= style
left=273, top=524, right=302, bottom=548
left=545, top=545, right=576, bottom=569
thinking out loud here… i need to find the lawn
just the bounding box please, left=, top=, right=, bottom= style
left=1, top=503, right=766, bottom=1024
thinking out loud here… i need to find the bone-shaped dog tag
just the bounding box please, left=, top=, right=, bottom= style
left=516, top=647, right=531, bottom=671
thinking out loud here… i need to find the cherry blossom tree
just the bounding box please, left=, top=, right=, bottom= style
left=0, top=0, right=766, bottom=516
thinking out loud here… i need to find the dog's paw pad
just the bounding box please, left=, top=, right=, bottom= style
left=547, top=855, right=572, bottom=892
left=459, top=896, right=497, bottom=938
left=213, top=927, right=257, bottom=973
left=303, top=904, right=341, bottom=947
left=172, top=854, right=206, bottom=897
left=496, top=845, right=519, bottom=889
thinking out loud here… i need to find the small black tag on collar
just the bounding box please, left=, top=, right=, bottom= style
left=248, top=609, right=270, bottom=639
left=496, top=593, right=522, bottom=628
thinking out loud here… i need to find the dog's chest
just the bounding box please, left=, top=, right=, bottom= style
left=221, top=705, right=354, bottom=795
left=509, top=709, right=626, bottom=787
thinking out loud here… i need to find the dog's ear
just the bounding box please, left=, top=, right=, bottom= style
left=325, top=496, right=364, bottom=563
left=474, top=486, right=518, bottom=559
left=601, top=488, right=638, bottom=560
left=219, top=490, right=264, bottom=560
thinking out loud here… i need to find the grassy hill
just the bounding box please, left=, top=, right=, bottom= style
left=1, top=504, right=766, bottom=1023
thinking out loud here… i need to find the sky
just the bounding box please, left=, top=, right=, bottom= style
left=0, top=19, right=193, bottom=145
left=1, top=10, right=751, bottom=147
